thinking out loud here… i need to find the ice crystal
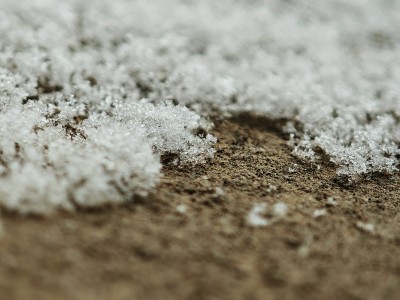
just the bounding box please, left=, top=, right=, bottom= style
left=247, top=203, right=269, bottom=227
left=356, top=221, right=375, bottom=233
left=273, top=202, right=288, bottom=218
left=313, top=209, right=327, bottom=218
left=176, top=204, right=188, bottom=214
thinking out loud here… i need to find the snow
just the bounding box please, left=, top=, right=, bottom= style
left=247, top=202, right=289, bottom=227
left=176, top=204, right=187, bottom=214
left=247, top=203, right=269, bottom=227
left=326, top=197, right=338, bottom=206
left=313, top=209, right=327, bottom=218
left=273, top=202, right=288, bottom=218
left=356, top=221, right=375, bottom=233
left=0, top=0, right=399, bottom=212
left=214, top=187, right=225, bottom=197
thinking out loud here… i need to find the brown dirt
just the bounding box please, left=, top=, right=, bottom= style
left=1, top=116, right=400, bottom=300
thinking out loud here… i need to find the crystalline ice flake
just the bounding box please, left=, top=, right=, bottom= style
left=247, top=203, right=269, bottom=227
left=273, top=202, right=288, bottom=218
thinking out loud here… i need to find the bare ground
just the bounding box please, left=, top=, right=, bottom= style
left=1, top=116, right=400, bottom=300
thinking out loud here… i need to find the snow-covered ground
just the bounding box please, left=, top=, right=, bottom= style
left=0, top=0, right=399, bottom=213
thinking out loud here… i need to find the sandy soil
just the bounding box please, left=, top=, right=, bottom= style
left=1, top=115, right=400, bottom=300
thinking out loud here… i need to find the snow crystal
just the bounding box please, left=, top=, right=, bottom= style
left=356, top=221, right=375, bottom=233
left=326, top=197, right=338, bottom=206
left=247, top=203, right=269, bottom=227
left=213, top=187, right=225, bottom=197
left=266, top=185, right=278, bottom=193
left=313, top=209, right=327, bottom=218
left=176, top=204, right=187, bottom=214
left=273, top=202, right=288, bottom=218
left=248, top=202, right=288, bottom=227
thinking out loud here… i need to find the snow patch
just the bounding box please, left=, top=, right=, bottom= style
left=1, top=0, right=400, bottom=212
left=313, top=209, right=327, bottom=218
left=176, top=204, right=188, bottom=214
left=247, top=203, right=269, bottom=227
left=273, top=202, right=288, bottom=218
left=356, top=221, right=375, bottom=233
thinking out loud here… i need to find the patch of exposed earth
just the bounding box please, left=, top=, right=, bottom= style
left=1, top=116, right=399, bottom=300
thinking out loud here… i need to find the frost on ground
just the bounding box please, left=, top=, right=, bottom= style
left=247, top=202, right=288, bottom=227
left=0, top=0, right=399, bottom=212
left=247, top=203, right=269, bottom=227
left=313, top=209, right=327, bottom=218
left=356, top=221, right=375, bottom=233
